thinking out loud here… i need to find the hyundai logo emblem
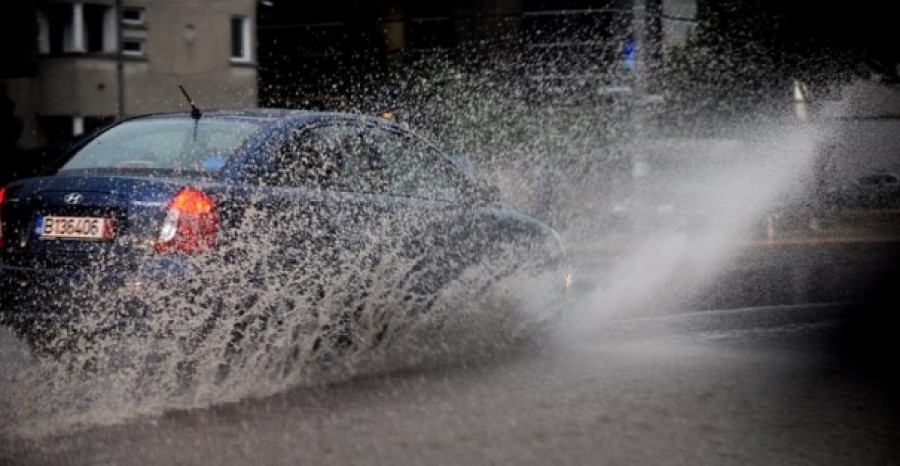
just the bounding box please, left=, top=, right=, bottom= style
left=63, top=193, right=84, bottom=205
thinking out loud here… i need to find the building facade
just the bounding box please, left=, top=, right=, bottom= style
left=3, top=0, right=258, bottom=148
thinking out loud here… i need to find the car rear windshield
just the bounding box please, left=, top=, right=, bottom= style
left=59, top=118, right=264, bottom=175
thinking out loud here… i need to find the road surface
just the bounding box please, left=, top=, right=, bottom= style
left=1, top=301, right=897, bottom=465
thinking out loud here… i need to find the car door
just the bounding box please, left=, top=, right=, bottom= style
left=233, top=121, right=381, bottom=285
left=356, top=124, right=482, bottom=309
left=367, top=125, right=558, bottom=297
left=210, top=120, right=396, bottom=351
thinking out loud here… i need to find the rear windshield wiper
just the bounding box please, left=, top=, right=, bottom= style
left=178, top=85, right=202, bottom=120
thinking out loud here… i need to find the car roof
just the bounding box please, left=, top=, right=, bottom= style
left=128, top=109, right=402, bottom=130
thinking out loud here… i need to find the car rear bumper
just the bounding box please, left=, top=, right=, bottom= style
left=0, top=257, right=198, bottom=331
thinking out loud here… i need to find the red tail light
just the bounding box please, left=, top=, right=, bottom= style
left=0, top=186, right=6, bottom=249
left=154, top=187, right=217, bottom=254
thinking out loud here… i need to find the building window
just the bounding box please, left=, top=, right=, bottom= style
left=39, top=115, right=116, bottom=143
left=122, top=38, right=145, bottom=56
left=85, top=116, right=116, bottom=133
left=231, top=15, right=252, bottom=62
left=38, top=116, right=77, bottom=142
left=121, top=7, right=145, bottom=25
left=84, top=4, right=115, bottom=52
left=39, top=3, right=118, bottom=55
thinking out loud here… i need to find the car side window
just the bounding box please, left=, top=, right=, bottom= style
left=260, top=123, right=460, bottom=202
left=261, top=125, right=345, bottom=189
left=262, top=123, right=389, bottom=193
left=340, top=128, right=391, bottom=194
left=369, top=127, right=462, bottom=202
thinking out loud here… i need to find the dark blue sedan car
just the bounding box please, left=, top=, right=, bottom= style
left=0, top=110, right=567, bottom=352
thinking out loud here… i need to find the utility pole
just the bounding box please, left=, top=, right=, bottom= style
left=116, top=0, right=125, bottom=119
left=632, top=0, right=648, bottom=113
left=627, top=0, right=651, bottom=231
left=631, top=0, right=651, bottom=139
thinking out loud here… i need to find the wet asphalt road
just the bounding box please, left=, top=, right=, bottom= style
left=1, top=301, right=898, bottom=466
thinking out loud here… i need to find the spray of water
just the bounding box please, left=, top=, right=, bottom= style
left=557, top=128, right=818, bottom=337
left=2, top=203, right=566, bottom=436
left=0, top=53, right=835, bottom=439
left=2, top=127, right=818, bottom=438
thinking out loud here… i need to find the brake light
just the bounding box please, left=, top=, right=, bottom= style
left=154, top=187, right=217, bottom=254
left=0, top=187, right=5, bottom=249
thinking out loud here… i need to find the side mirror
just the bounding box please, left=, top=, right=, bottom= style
left=481, top=183, right=501, bottom=203
left=462, top=178, right=500, bottom=206
left=450, top=154, right=472, bottom=173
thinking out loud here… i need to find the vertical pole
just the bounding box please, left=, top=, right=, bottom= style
left=72, top=116, right=84, bottom=136
left=72, top=3, right=86, bottom=52
left=38, top=13, right=50, bottom=54
left=629, top=0, right=650, bottom=210
left=632, top=0, right=648, bottom=109
left=116, top=0, right=124, bottom=119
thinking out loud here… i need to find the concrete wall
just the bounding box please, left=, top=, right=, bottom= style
left=3, top=0, right=257, bottom=148
left=131, top=0, right=257, bottom=113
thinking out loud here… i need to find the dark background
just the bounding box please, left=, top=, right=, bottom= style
left=3, top=0, right=900, bottom=183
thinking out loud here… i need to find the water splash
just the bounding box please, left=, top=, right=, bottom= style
left=0, top=57, right=842, bottom=440
left=556, top=126, right=818, bottom=336
left=2, top=210, right=565, bottom=437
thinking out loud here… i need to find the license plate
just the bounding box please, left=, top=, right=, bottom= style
left=36, top=216, right=115, bottom=240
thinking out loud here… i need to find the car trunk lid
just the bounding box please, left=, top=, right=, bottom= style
left=1, top=174, right=188, bottom=270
